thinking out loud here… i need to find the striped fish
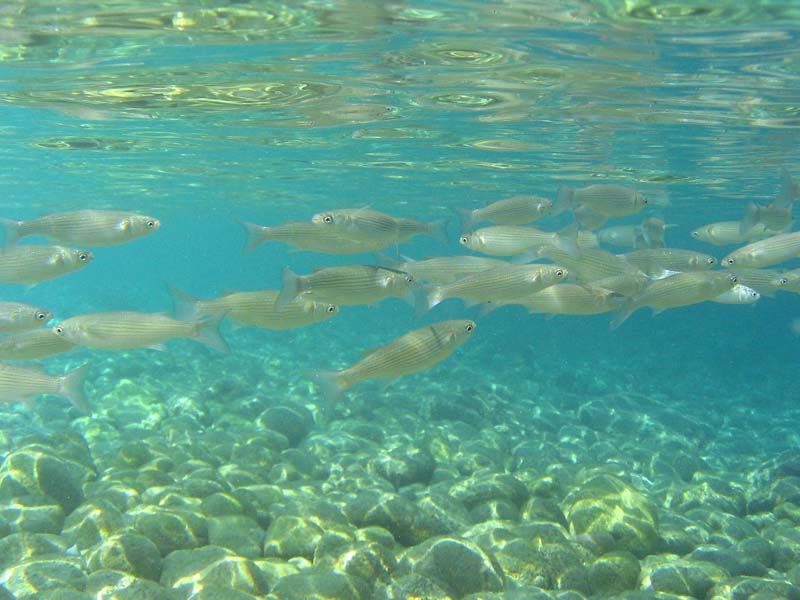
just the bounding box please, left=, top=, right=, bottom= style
left=0, top=328, right=76, bottom=360
left=0, top=362, right=89, bottom=413
left=382, top=255, right=510, bottom=285
left=498, top=284, right=624, bottom=315
left=622, top=248, right=717, bottom=275
left=691, top=221, right=777, bottom=246
left=54, top=311, right=228, bottom=352
left=556, top=184, right=648, bottom=217
left=722, top=231, right=800, bottom=269
left=313, top=320, right=475, bottom=400
left=459, top=225, right=586, bottom=257
left=0, top=210, right=159, bottom=247
left=540, top=247, right=639, bottom=283
left=277, top=265, right=416, bottom=308
left=169, top=287, right=338, bottom=330
left=0, top=301, right=52, bottom=334
left=457, top=195, right=552, bottom=229
left=0, top=244, right=93, bottom=285
left=239, top=220, right=386, bottom=254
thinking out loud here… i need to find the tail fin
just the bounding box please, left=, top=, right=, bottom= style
left=456, top=207, right=475, bottom=231
left=554, top=224, right=580, bottom=258
left=277, top=266, right=302, bottom=309
left=0, top=218, right=24, bottom=247
left=553, top=186, right=575, bottom=215
left=59, top=363, right=91, bottom=414
left=423, top=286, right=446, bottom=315
left=312, top=371, right=346, bottom=404
left=168, top=285, right=202, bottom=321
left=739, top=203, right=759, bottom=234
left=239, top=220, right=270, bottom=253
left=426, top=218, right=450, bottom=245
left=609, top=300, right=637, bottom=331
left=192, top=316, right=229, bottom=353
left=374, top=252, right=404, bottom=270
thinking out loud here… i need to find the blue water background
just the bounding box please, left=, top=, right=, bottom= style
left=0, top=1, right=798, bottom=423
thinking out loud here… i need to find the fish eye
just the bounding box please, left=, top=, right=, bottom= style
left=323, top=215, right=334, bottom=224
left=465, top=323, right=474, bottom=332
left=725, top=258, right=735, bottom=265
left=326, top=305, right=336, bottom=313
left=35, top=311, right=48, bottom=320
left=55, top=326, right=64, bottom=334
left=405, top=275, right=414, bottom=283
left=730, top=275, right=739, bottom=284
left=706, top=257, right=716, bottom=264
left=555, top=268, right=565, bottom=278
left=459, top=235, right=469, bottom=244
left=691, top=231, right=699, bottom=238
left=779, top=277, right=789, bottom=285
left=78, top=252, right=89, bottom=261
left=146, top=220, right=156, bottom=228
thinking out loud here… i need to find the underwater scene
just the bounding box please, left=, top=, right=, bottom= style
left=1, top=1, right=800, bottom=599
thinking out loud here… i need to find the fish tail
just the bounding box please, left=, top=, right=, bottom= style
left=422, top=286, right=446, bottom=316
left=426, top=218, right=450, bottom=245
left=59, top=363, right=91, bottom=414
left=239, top=220, right=270, bottom=253
left=0, top=218, right=23, bottom=247
left=312, top=370, right=346, bottom=403
left=739, top=203, right=759, bottom=234
left=609, top=300, right=637, bottom=330
left=192, top=316, right=229, bottom=353
left=167, top=284, right=203, bottom=320
left=277, top=266, right=302, bottom=309
left=554, top=185, right=575, bottom=215
left=455, top=207, right=475, bottom=231
left=374, top=252, right=404, bottom=269
left=780, top=168, right=799, bottom=203
left=554, top=224, right=581, bottom=258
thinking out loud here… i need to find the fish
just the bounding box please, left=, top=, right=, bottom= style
left=779, top=268, right=800, bottom=292
left=721, top=231, right=800, bottom=269
left=426, top=264, right=567, bottom=311
left=622, top=248, right=717, bottom=276
left=169, top=287, right=339, bottom=330
left=0, top=302, right=53, bottom=334
left=379, top=255, right=511, bottom=285
left=0, top=244, right=93, bottom=285
left=0, top=362, right=89, bottom=413
left=0, top=210, right=159, bottom=247
left=53, top=311, right=228, bottom=352
left=731, top=269, right=789, bottom=296
left=611, top=271, right=740, bottom=329
left=0, top=328, right=77, bottom=360
left=710, top=284, right=760, bottom=305
left=313, top=320, right=475, bottom=401
left=506, top=284, right=624, bottom=315
left=457, top=195, right=552, bottom=229
left=539, top=247, right=641, bottom=283
left=459, top=225, right=582, bottom=257
left=740, top=202, right=792, bottom=235
left=586, top=272, right=651, bottom=297
left=556, top=184, right=649, bottom=217
left=277, top=265, right=416, bottom=308
left=598, top=218, right=670, bottom=249
left=239, top=220, right=386, bottom=254
left=691, top=220, right=778, bottom=246
left=312, top=208, right=447, bottom=245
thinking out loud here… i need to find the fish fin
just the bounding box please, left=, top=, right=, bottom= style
left=0, top=218, right=23, bottom=247
left=167, top=284, right=202, bottom=321
left=192, top=316, right=229, bottom=353
left=426, top=218, right=450, bottom=245
left=651, top=307, right=666, bottom=316
left=554, top=185, right=574, bottom=215
left=277, top=266, right=301, bottom=309
left=401, top=286, right=425, bottom=312
left=147, top=343, right=167, bottom=351
left=455, top=207, right=475, bottom=231
left=59, top=363, right=90, bottom=414
left=554, top=224, right=580, bottom=258
left=422, top=286, right=445, bottom=316
left=739, top=203, right=759, bottom=234
left=609, top=300, right=637, bottom=330
left=312, top=371, right=345, bottom=404
left=510, top=249, right=542, bottom=264
left=374, top=252, right=403, bottom=269
left=239, top=220, right=270, bottom=253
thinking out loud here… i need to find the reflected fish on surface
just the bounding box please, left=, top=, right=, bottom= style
left=0, top=328, right=77, bottom=360
left=721, top=231, right=800, bottom=269
left=277, top=265, right=416, bottom=308
left=170, top=287, right=338, bottom=330
left=54, top=311, right=228, bottom=352
left=0, top=245, right=93, bottom=285
left=457, top=195, right=552, bottom=229
left=313, top=319, right=475, bottom=401
left=611, top=271, right=740, bottom=329
left=0, top=210, right=159, bottom=247
left=0, top=302, right=52, bottom=334
left=0, top=362, right=89, bottom=413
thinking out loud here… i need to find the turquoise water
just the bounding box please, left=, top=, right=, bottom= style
left=1, top=2, right=800, bottom=599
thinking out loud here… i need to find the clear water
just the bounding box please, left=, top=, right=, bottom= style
left=1, top=0, right=800, bottom=595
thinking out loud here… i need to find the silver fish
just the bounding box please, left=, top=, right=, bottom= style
left=691, top=221, right=777, bottom=246
left=240, top=220, right=386, bottom=254
left=382, top=255, right=510, bottom=285
left=0, top=245, right=93, bottom=285
left=0, top=362, right=89, bottom=413
left=278, top=265, right=415, bottom=308
left=313, top=320, right=475, bottom=400
left=459, top=225, right=583, bottom=257
left=0, top=210, right=159, bottom=247
left=54, top=311, right=228, bottom=352
left=622, top=248, right=717, bottom=276
left=557, top=184, right=648, bottom=217
left=457, top=195, right=552, bottom=229
left=0, top=302, right=52, bottom=334
left=721, top=231, right=800, bottom=269
left=507, top=284, right=624, bottom=315
left=711, top=284, right=760, bottom=305
left=0, top=328, right=76, bottom=360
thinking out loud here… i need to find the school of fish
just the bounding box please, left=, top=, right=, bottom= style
left=1, top=170, right=798, bottom=412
